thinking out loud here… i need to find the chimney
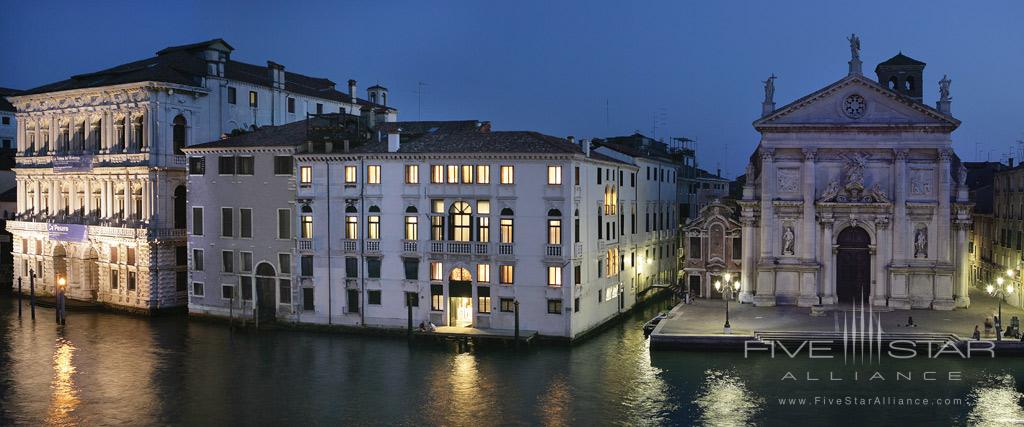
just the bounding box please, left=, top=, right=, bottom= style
left=267, top=61, right=285, bottom=89
left=582, top=138, right=591, bottom=157
left=387, top=131, right=400, bottom=153
left=348, top=79, right=357, bottom=103
left=567, top=136, right=575, bottom=145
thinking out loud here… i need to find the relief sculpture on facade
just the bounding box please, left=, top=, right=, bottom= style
left=914, top=225, right=928, bottom=258
left=782, top=225, right=795, bottom=255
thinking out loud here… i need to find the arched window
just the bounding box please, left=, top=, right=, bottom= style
left=405, top=206, right=418, bottom=213
left=345, top=205, right=358, bottom=213
left=367, top=206, right=380, bottom=240
left=90, top=118, right=102, bottom=152
left=574, top=209, right=580, bottom=243
left=904, top=76, right=914, bottom=93
left=449, top=201, right=472, bottom=241
left=500, top=207, right=514, bottom=216
left=132, top=187, right=144, bottom=221
left=500, top=207, right=514, bottom=244
left=132, top=115, right=144, bottom=151
left=74, top=121, right=85, bottom=152
left=888, top=77, right=898, bottom=90
left=172, top=115, right=187, bottom=155
left=173, top=185, right=186, bottom=228
left=114, top=117, right=126, bottom=151
left=301, top=205, right=313, bottom=238
left=449, top=267, right=471, bottom=282
left=548, top=209, right=562, bottom=217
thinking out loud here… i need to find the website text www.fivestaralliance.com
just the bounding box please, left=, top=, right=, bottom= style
left=776, top=396, right=964, bottom=407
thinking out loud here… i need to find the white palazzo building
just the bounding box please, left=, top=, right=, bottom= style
left=184, top=116, right=679, bottom=338
left=5, top=39, right=391, bottom=311
left=738, top=37, right=972, bottom=310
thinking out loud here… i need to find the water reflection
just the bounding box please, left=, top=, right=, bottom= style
left=537, top=374, right=570, bottom=426
left=967, top=373, right=1024, bottom=425
left=694, top=369, right=763, bottom=426
left=46, top=337, right=79, bottom=426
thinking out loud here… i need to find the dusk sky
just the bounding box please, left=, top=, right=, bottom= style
left=3, top=1, right=1022, bottom=177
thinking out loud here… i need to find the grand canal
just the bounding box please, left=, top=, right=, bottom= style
left=0, top=295, right=1022, bottom=426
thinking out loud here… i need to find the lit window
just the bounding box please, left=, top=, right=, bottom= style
left=368, top=215, right=380, bottom=240
left=477, top=264, right=490, bottom=283
left=548, top=165, right=562, bottom=185
left=344, top=165, right=357, bottom=184
left=301, top=215, right=313, bottom=239
left=500, top=166, right=514, bottom=184
left=499, top=264, right=514, bottom=285
left=478, top=287, right=491, bottom=314
left=345, top=216, right=358, bottom=239
left=461, top=165, right=474, bottom=184
left=431, top=285, right=443, bottom=311
left=477, top=200, right=490, bottom=214
left=477, top=216, right=490, bottom=243
left=547, top=299, right=563, bottom=314
left=367, top=165, right=381, bottom=184
left=548, top=266, right=562, bottom=287
left=404, top=215, right=418, bottom=240
left=300, top=166, right=312, bottom=185
left=500, top=218, right=514, bottom=243
left=548, top=219, right=561, bottom=245
left=450, top=201, right=472, bottom=242
left=431, top=165, right=444, bottom=183
left=446, top=165, right=459, bottom=184
left=248, top=91, right=258, bottom=108
left=430, top=261, right=443, bottom=281
left=476, top=165, right=490, bottom=184
left=405, top=165, right=419, bottom=184
left=432, top=199, right=445, bottom=213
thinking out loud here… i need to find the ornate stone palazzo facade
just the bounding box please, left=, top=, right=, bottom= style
left=738, top=45, right=971, bottom=310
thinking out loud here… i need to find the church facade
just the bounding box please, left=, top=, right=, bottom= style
left=738, top=36, right=972, bottom=310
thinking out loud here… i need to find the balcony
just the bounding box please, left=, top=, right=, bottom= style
left=343, top=240, right=358, bottom=252
left=474, top=243, right=489, bottom=255
left=365, top=240, right=381, bottom=253
left=498, top=243, right=514, bottom=256
left=447, top=242, right=472, bottom=254
left=573, top=185, right=581, bottom=199
left=173, top=155, right=187, bottom=167
left=573, top=242, right=583, bottom=258
left=403, top=240, right=418, bottom=253
left=149, top=228, right=186, bottom=240
left=545, top=244, right=563, bottom=257
left=297, top=239, right=313, bottom=250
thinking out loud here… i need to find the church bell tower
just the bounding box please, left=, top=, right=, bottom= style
left=875, top=52, right=926, bottom=103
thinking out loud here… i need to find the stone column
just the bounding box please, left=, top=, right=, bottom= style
left=754, top=147, right=777, bottom=306
left=820, top=216, right=836, bottom=304
left=893, top=149, right=908, bottom=261
left=123, top=111, right=132, bottom=153
left=143, top=106, right=152, bottom=154
left=937, top=149, right=951, bottom=263
left=16, top=117, right=24, bottom=153
left=739, top=214, right=757, bottom=303
left=873, top=217, right=890, bottom=306
left=955, top=220, right=971, bottom=308
left=801, top=148, right=817, bottom=259
left=759, top=148, right=775, bottom=258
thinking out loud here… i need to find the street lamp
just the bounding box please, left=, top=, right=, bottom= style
left=986, top=278, right=1015, bottom=341
left=714, top=274, right=742, bottom=334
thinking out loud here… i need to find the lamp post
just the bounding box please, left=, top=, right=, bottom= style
left=714, top=273, right=742, bottom=334
left=986, top=277, right=1015, bottom=341
left=56, top=276, right=67, bottom=325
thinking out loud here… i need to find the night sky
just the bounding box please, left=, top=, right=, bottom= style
left=3, top=0, right=1022, bottom=177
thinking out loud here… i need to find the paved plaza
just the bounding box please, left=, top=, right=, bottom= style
left=654, top=290, right=1024, bottom=339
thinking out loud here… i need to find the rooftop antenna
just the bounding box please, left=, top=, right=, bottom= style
left=605, top=98, right=610, bottom=132
left=412, top=81, right=429, bottom=120
left=974, top=141, right=980, bottom=162
left=651, top=108, right=667, bottom=139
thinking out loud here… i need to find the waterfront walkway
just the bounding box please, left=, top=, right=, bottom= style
left=651, top=290, right=1024, bottom=351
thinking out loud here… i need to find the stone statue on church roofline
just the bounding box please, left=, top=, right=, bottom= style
left=939, top=75, right=952, bottom=102
left=847, top=33, right=861, bottom=60
left=762, top=74, right=776, bottom=104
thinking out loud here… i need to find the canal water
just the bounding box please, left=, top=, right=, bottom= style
left=0, top=295, right=1021, bottom=426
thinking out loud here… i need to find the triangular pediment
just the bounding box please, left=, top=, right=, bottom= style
left=753, top=74, right=960, bottom=131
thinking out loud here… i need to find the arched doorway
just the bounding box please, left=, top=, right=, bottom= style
left=836, top=227, right=871, bottom=303
left=82, top=247, right=99, bottom=300
left=448, top=267, right=473, bottom=327
left=173, top=185, right=187, bottom=229
left=52, top=245, right=67, bottom=291
left=255, top=262, right=277, bottom=323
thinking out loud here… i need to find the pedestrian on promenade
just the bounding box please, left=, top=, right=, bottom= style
left=984, top=317, right=994, bottom=336
left=972, top=325, right=981, bottom=341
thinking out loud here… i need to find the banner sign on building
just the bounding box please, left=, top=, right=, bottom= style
left=48, top=223, right=88, bottom=242
left=53, top=155, right=94, bottom=173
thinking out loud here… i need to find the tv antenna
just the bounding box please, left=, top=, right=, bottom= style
left=412, top=81, right=429, bottom=120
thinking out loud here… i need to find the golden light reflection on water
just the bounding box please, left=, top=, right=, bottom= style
left=424, top=352, right=500, bottom=426
left=537, top=374, right=570, bottom=426
left=46, top=337, right=79, bottom=426
left=695, top=369, right=763, bottom=427
left=966, top=373, right=1024, bottom=425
